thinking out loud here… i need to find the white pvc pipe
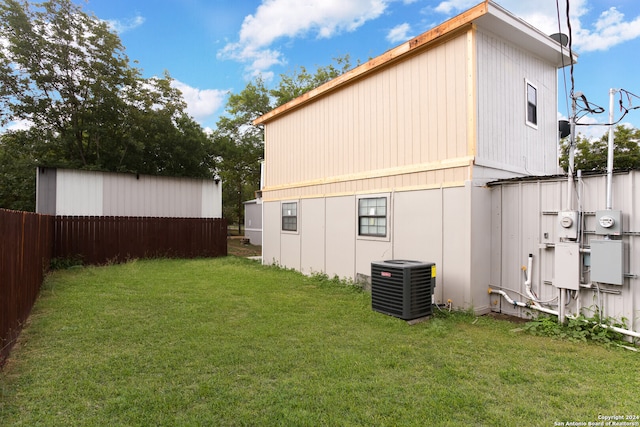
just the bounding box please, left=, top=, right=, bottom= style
left=523, top=254, right=543, bottom=309
left=489, top=288, right=640, bottom=339
left=524, top=254, right=532, bottom=287
left=488, top=288, right=558, bottom=316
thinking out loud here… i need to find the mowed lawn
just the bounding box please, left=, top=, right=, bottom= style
left=1, top=257, right=639, bottom=426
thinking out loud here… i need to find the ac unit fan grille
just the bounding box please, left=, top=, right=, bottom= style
left=371, top=260, right=435, bottom=320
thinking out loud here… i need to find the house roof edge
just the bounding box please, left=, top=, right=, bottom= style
left=253, top=1, right=489, bottom=126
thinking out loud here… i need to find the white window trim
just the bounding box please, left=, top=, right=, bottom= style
left=356, top=193, right=391, bottom=242
left=281, top=200, right=299, bottom=234
left=525, top=79, right=538, bottom=130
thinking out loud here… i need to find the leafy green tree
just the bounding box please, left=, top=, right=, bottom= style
left=560, top=125, right=640, bottom=172
left=212, top=79, right=270, bottom=232
left=0, top=130, right=39, bottom=211
left=0, top=0, right=136, bottom=165
left=212, top=56, right=355, bottom=231
left=270, top=55, right=355, bottom=105
left=0, top=0, right=214, bottom=210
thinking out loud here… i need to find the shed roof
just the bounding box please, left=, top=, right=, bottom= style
left=254, top=0, right=576, bottom=126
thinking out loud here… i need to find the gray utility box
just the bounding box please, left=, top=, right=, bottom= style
left=590, top=239, right=624, bottom=285
left=554, top=242, right=580, bottom=290
left=371, top=260, right=436, bottom=320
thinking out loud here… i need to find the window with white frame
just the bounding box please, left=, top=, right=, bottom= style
left=358, top=197, right=387, bottom=237
left=281, top=202, right=297, bottom=232
left=526, top=80, right=538, bottom=128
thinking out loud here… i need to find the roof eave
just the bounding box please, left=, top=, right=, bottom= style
left=477, top=1, right=577, bottom=68
left=253, top=0, right=575, bottom=126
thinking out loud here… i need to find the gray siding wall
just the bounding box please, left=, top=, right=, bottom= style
left=325, top=196, right=356, bottom=280
left=244, top=200, right=263, bottom=246
left=103, top=173, right=202, bottom=217
left=35, top=167, right=57, bottom=215
left=263, top=184, right=493, bottom=312
left=475, top=28, right=560, bottom=179
left=36, top=168, right=222, bottom=218
left=490, top=172, right=640, bottom=333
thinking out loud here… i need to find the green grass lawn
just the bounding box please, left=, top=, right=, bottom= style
left=1, top=257, right=639, bottom=426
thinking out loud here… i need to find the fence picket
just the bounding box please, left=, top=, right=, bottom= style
left=1, top=209, right=227, bottom=366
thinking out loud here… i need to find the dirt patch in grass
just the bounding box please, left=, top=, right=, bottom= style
left=227, top=236, right=262, bottom=257
left=485, top=311, right=530, bottom=324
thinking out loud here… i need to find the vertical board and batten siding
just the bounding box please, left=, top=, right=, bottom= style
left=102, top=173, right=217, bottom=218
left=263, top=30, right=473, bottom=201
left=35, top=167, right=57, bottom=215
left=490, top=172, right=640, bottom=332
left=262, top=185, right=489, bottom=309
left=56, top=169, right=104, bottom=215
left=474, top=28, right=559, bottom=179
left=243, top=200, right=263, bottom=246
left=37, top=168, right=221, bottom=218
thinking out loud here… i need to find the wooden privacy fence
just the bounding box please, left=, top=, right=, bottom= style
left=54, top=216, right=228, bottom=264
left=0, top=209, right=54, bottom=365
left=1, top=212, right=227, bottom=366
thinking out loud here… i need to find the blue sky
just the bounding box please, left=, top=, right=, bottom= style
left=62, top=1, right=640, bottom=136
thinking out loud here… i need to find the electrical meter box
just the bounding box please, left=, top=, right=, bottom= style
left=595, top=210, right=622, bottom=236
left=557, top=211, right=579, bottom=240
left=554, top=242, right=580, bottom=290
left=590, top=239, right=624, bottom=285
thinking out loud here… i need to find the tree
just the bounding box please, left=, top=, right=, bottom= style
left=212, top=79, right=270, bottom=233
left=0, top=129, right=40, bottom=211
left=0, top=0, right=214, bottom=210
left=0, top=0, right=136, bottom=163
left=560, top=125, right=640, bottom=172
left=269, top=55, right=355, bottom=106
left=212, top=57, right=355, bottom=231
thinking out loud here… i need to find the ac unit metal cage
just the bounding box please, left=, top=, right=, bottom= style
left=371, top=260, right=436, bottom=320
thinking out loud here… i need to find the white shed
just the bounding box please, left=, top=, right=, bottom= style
left=36, top=167, right=222, bottom=218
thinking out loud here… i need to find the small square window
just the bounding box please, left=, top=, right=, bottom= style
left=526, top=81, right=538, bottom=128
left=282, top=202, right=297, bottom=232
left=358, top=197, right=387, bottom=237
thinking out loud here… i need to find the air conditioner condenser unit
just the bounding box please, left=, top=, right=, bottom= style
left=371, top=260, right=436, bottom=320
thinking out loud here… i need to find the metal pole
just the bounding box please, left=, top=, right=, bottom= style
left=606, top=88, right=616, bottom=210
left=566, top=95, right=577, bottom=211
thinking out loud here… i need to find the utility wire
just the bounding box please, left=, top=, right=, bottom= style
left=566, top=0, right=575, bottom=98
left=556, top=0, right=570, bottom=118
left=575, top=89, right=640, bottom=126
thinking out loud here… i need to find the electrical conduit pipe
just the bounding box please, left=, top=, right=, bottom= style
left=522, top=254, right=542, bottom=308
left=488, top=288, right=640, bottom=340
left=488, top=288, right=557, bottom=316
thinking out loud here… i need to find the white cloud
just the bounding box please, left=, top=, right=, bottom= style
left=219, top=0, right=388, bottom=78
left=435, top=0, right=640, bottom=53
left=5, top=119, right=34, bottom=132
left=434, top=0, right=478, bottom=15
left=574, top=7, right=640, bottom=52
left=104, top=15, right=145, bottom=34
left=171, top=80, right=228, bottom=124
left=387, top=23, right=413, bottom=43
